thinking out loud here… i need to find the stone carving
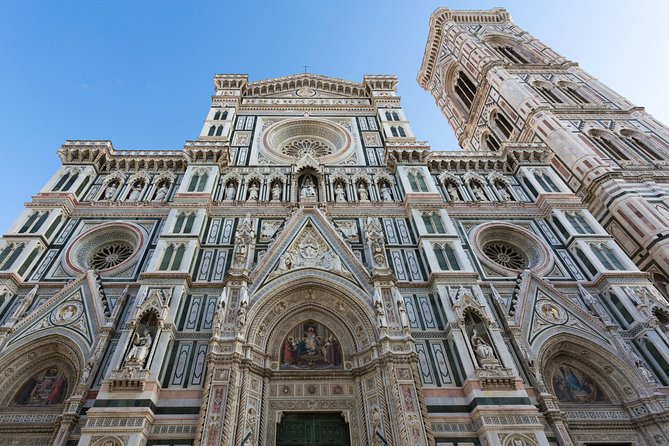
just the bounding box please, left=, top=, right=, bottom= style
left=125, top=329, right=153, bottom=367
left=300, top=176, right=317, bottom=199
left=213, top=290, right=227, bottom=336
left=5, top=285, right=38, bottom=326
left=127, top=182, right=143, bottom=201
left=237, top=300, right=248, bottom=332
left=364, top=217, right=387, bottom=269
left=259, top=220, right=282, bottom=242
left=334, top=220, right=358, bottom=242
left=397, top=299, right=410, bottom=329
left=224, top=182, right=237, bottom=201
left=375, top=298, right=387, bottom=329
left=273, top=224, right=348, bottom=276
left=247, top=183, right=259, bottom=201
left=103, top=180, right=119, bottom=200
left=357, top=182, right=369, bottom=201
left=471, top=182, right=488, bottom=201
left=232, top=214, right=255, bottom=269
left=270, top=182, right=282, bottom=202
left=471, top=328, right=497, bottom=366
left=334, top=182, right=347, bottom=203
left=152, top=183, right=169, bottom=202
left=380, top=183, right=393, bottom=201
left=446, top=182, right=461, bottom=202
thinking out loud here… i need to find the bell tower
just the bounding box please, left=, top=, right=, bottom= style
left=419, top=8, right=669, bottom=286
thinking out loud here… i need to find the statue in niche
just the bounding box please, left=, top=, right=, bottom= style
left=247, top=182, right=259, bottom=201
left=495, top=181, right=511, bottom=201
left=153, top=182, right=169, bottom=201
left=365, top=217, right=387, bottom=268
left=300, top=176, right=317, bottom=198
left=357, top=182, right=369, bottom=201
left=14, top=367, right=68, bottom=406
left=270, top=182, right=282, bottom=202
left=103, top=180, right=119, bottom=200
left=127, top=181, right=143, bottom=201
left=397, top=299, right=410, bottom=329
left=446, top=182, right=461, bottom=202
left=81, top=359, right=94, bottom=384
left=471, top=182, right=488, bottom=201
left=224, top=182, right=237, bottom=201
left=375, top=299, right=387, bottom=328
left=126, top=328, right=153, bottom=367
left=280, top=321, right=342, bottom=369
left=334, top=182, right=347, bottom=203
left=237, top=300, right=248, bottom=331
left=471, top=329, right=495, bottom=362
left=380, top=182, right=393, bottom=201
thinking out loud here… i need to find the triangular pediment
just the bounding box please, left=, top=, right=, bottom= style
left=6, top=270, right=109, bottom=350
left=250, top=209, right=371, bottom=294
left=509, top=271, right=611, bottom=352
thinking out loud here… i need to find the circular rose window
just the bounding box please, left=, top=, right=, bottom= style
left=89, top=242, right=134, bottom=270
left=65, top=222, right=145, bottom=276
left=262, top=118, right=353, bottom=164
left=470, top=222, right=553, bottom=276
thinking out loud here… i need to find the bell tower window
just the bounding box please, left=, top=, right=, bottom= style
left=454, top=71, right=477, bottom=111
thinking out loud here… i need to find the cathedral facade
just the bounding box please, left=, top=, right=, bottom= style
left=1, top=7, right=669, bottom=446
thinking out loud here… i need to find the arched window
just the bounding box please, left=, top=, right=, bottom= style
left=390, top=126, right=398, bottom=137
left=213, top=111, right=221, bottom=120
left=536, top=85, right=563, bottom=104
left=197, top=172, right=209, bottom=192
left=421, top=212, right=445, bottom=234
left=215, top=125, right=224, bottom=137
left=159, top=244, right=186, bottom=271
left=0, top=243, right=24, bottom=271
left=574, top=247, right=597, bottom=277
left=184, top=213, right=195, bottom=233
left=52, top=172, right=71, bottom=191
left=408, top=171, right=428, bottom=192
left=493, top=112, right=514, bottom=139
left=398, top=126, right=407, bottom=137
left=454, top=71, right=477, bottom=111
left=222, top=110, right=228, bottom=120
left=392, top=111, right=400, bottom=121
left=621, top=132, right=662, bottom=161
left=496, top=46, right=528, bottom=64
left=188, top=171, right=209, bottom=192
left=207, top=125, right=216, bottom=136
left=590, top=132, right=630, bottom=161
left=173, top=213, right=186, bottom=233
left=434, top=243, right=461, bottom=270
left=19, top=212, right=39, bottom=233
left=385, top=111, right=392, bottom=121
left=590, top=243, right=625, bottom=270
left=63, top=172, right=79, bottom=191
left=483, top=132, right=501, bottom=151
left=565, top=212, right=594, bottom=234
left=560, top=85, right=589, bottom=104
left=533, top=170, right=560, bottom=193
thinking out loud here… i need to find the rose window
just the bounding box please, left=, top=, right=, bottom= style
left=282, top=139, right=333, bottom=158
left=89, top=242, right=134, bottom=270
left=482, top=242, right=527, bottom=270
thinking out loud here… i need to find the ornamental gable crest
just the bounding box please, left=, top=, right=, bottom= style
left=270, top=222, right=351, bottom=279
left=5, top=270, right=108, bottom=349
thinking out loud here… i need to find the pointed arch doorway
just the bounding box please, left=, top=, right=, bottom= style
left=276, top=412, right=351, bottom=446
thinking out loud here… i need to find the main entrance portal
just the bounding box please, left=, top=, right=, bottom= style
left=276, top=413, right=351, bottom=446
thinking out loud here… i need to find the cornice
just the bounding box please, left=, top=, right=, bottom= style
left=426, top=144, right=551, bottom=174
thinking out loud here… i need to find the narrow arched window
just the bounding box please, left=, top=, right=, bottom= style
left=173, top=213, right=186, bottom=233
left=171, top=245, right=186, bottom=271
left=454, top=72, right=477, bottom=111
left=574, top=247, right=597, bottom=277
left=215, top=125, right=224, bottom=137
left=566, top=212, right=594, bottom=234
left=30, top=212, right=49, bottom=233
left=591, top=133, right=630, bottom=161
left=63, top=172, right=79, bottom=191
left=159, top=245, right=174, bottom=271
left=385, top=111, right=392, bottom=121
left=392, top=111, right=400, bottom=121
left=623, top=135, right=662, bottom=161
left=398, top=126, right=406, bottom=137
left=222, top=111, right=228, bottom=120
left=19, top=213, right=39, bottom=233
left=208, top=125, right=216, bottom=136
left=0, top=244, right=24, bottom=271
left=197, top=172, right=209, bottom=192
left=390, top=126, right=398, bottom=137
left=497, top=46, right=528, bottom=64
left=434, top=244, right=460, bottom=270
left=0, top=245, right=14, bottom=267
left=213, top=111, right=221, bottom=120
left=484, top=133, right=501, bottom=151
left=184, top=213, right=196, bottom=233
left=188, top=174, right=199, bottom=192
left=416, top=173, right=428, bottom=191
left=494, top=112, right=514, bottom=139
left=562, top=86, right=589, bottom=104
left=53, top=172, right=70, bottom=191
left=537, top=86, right=563, bottom=104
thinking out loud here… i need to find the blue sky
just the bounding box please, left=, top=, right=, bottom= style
left=1, top=1, right=668, bottom=232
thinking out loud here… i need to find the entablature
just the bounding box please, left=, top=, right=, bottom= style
left=426, top=144, right=551, bottom=174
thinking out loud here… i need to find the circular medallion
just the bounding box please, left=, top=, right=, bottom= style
left=296, top=87, right=316, bottom=97
left=52, top=302, right=82, bottom=325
